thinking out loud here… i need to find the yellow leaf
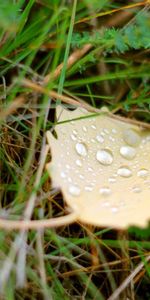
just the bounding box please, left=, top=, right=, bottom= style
left=46, top=106, right=150, bottom=229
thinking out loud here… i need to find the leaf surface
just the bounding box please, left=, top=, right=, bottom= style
left=47, top=106, right=150, bottom=229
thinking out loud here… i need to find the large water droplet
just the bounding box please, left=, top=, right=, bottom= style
left=68, top=185, right=81, bottom=196
left=137, top=168, right=148, bottom=178
left=99, top=186, right=111, bottom=196
left=75, top=142, right=87, bottom=157
left=123, top=128, right=141, bottom=147
left=120, top=146, right=136, bottom=160
left=96, top=149, right=113, bottom=165
left=117, top=166, right=132, bottom=177
left=96, top=135, right=104, bottom=143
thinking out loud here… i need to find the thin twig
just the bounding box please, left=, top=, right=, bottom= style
left=43, top=44, right=92, bottom=84
left=22, top=78, right=150, bottom=129
left=0, top=210, right=78, bottom=230
left=107, top=255, right=150, bottom=300
left=0, top=96, right=26, bottom=121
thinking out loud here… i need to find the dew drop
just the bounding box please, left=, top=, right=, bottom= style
left=99, top=186, right=111, bottom=196
left=117, top=166, right=132, bottom=178
left=120, top=146, right=136, bottom=160
left=85, top=186, right=93, bottom=192
left=60, top=171, right=66, bottom=178
left=66, top=164, right=71, bottom=169
left=79, top=174, right=84, bottom=179
left=123, top=128, right=141, bottom=147
left=132, top=186, right=142, bottom=193
left=103, top=128, right=109, bottom=134
left=96, top=135, right=104, bottom=143
left=96, top=149, right=113, bottom=165
left=82, top=126, right=87, bottom=132
left=108, top=177, right=116, bottom=183
left=111, top=206, right=119, bottom=213
left=101, top=131, right=105, bottom=136
left=101, top=201, right=110, bottom=207
left=87, top=167, right=93, bottom=172
left=91, top=138, right=96, bottom=143
left=91, top=124, right=96, bottom=129
left=75, top=142, right=87, bottom=157
left=109, top=136, right=115, bottom=142
left=76, top=159, right=82, bottom=167
left=68, top=177, right=72, bottom=183
left=70, top=134, right=77, bottom=141
left=112, top=128, right=117, bottom=134
left=73, top=129, right=77, bottom=135
left=137, top=168, right=148, bottom=178
left=68, top=185, right=81, bottom=196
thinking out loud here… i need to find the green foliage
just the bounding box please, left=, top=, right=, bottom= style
left=0, top=0, right=23, bottom=32
left=128, top=225, right=150, bottom=240
left=71, top=12, right=150, bottom=53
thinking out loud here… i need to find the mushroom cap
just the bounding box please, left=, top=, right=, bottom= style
left=46, top=106, right=150, bottom=229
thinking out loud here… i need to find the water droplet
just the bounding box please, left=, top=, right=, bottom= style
left=68, top=177, right=72, bottom=183
left=101, top=201, right=110, bottom=207
left=91, top=138, right=96, bottom=143
left=103, top=128, right=109, bottom=134
left=120, top=146, right=136, bottom=160
left=112, top=128, right=117, bottom=134
left=101, top=131, right=105, bottom=136
left=68, top=185, right=81, bottom=196
left=111, top=206, right=119, bottom=213
left=109, top=136, right=115, bottom=142
left=75, top=142, right=87, bottom=157
left=79, top=174, right=84, bottom=179
left=76, top=159, right=82, bottom=167
left=60, top=171, right=66, bottom=178
left=71, top=134, right=77, bottom=141
left=132, top=186, right=142, bottom=193
left=73, top=129, right=77, bottom=135
left=137, top=168, right=148, bottom=178
left=96, top=149, right=113, bottom=165
left=99, top=186, right=111, bottom=196
left=91, top=124, right=96, bottom=129
left=82, top=126, right=87, bottom=132
left=123, top=128, right=141, bottom=147
left=96, top=135, right=104, bottom=143
left=66, top=164, right=71, bottom=169
left=108, top=177, right=116, bottom=183
left=117, top=166, right=132, bottom=177
left=87, top=167, right=93, bottom=172
left=85, top=186, right=93, bottom=192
